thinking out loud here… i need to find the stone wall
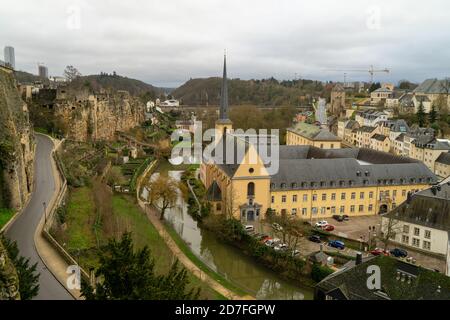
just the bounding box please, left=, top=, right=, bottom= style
left=0, top=69, right=35, bottom=210
left=50, top=91, right=145, bottom=141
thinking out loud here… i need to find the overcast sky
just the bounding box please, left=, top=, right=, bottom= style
left=1, top=0, right=450, bottom=87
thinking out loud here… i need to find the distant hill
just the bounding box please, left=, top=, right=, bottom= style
left=172, top=77, right=327, bottom=106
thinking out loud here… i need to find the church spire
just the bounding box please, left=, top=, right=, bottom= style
left=219, top=53, right=229, bottom=121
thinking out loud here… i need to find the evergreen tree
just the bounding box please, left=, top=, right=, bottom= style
left=369, top=82, right=381, bottom=93
left=429, top=105, right=438, bottom=124
left=81, top=233, right=200, bottom=300
left=1, top=236, right=40, bottom=300
left=416, top=101, right=426, bottom=127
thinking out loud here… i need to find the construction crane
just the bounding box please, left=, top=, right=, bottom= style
left=327, top=65, right=390, bottom=83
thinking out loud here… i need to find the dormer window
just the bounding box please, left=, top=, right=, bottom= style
left=291, top=183, right=297, bottom=189
left=281, top=183, right=287, bottom=189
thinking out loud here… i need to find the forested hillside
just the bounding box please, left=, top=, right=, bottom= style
left=172, top=77, right=328, bottom=106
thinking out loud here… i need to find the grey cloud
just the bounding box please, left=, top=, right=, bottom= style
left=1, top=0, right=450, bottom=87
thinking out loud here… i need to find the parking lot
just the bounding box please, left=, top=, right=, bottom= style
left=247, top=219, right=368, bottom=260
left=325, top=215, right=382, bottom=242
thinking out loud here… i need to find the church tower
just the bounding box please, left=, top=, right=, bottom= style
left=215, top=54, right=233, bottom=142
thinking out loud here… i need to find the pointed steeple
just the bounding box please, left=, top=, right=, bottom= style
left=219, top=53, right=229, bottom=121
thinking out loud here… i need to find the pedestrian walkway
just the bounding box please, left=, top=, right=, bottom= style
left=139, top=202, right=255, bottom=300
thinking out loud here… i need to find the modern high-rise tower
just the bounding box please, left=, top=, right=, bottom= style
left=38, top=64, right=48, bottom=78
left=4, top=46, right=15, bottom=69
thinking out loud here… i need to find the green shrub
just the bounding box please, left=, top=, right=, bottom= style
left=311, top=263, right=334, bottom=283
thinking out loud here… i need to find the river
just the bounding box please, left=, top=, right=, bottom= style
left=147, top=169, right=314, bottom=300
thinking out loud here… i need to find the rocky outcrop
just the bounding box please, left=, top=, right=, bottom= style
left=36, top=89, right=145, bottom=142
left=64, top=92, right=143, bottom=141
left=0, top=68, right=35, bottom=210
left=0, top=240, right=20, bottom=300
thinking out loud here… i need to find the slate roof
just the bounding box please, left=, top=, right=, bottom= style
left=395, top=133, right=406, bottom=142
left=385, top=182, right=450, bottom=232
left=345, top=120, right=359, bottom=130
left=270, top=158, right=436, bottom=191
left=371, top=134, right=388, bottom=142
left=413, top=137, right=450, bottom=150
left=388, top=119, right=409, bottom=133
left=414, top=79, right=450, bottom=94
left=357, top=126, right=377, bottom=133
left=209, top=139, right=437, bottom=189
left=287, top=122, right=341, bottom=141
left=316, top=255, right=450, bottom=300
left=436, top=152, right=450, bottom=165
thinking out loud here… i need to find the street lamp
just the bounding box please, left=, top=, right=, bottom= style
left=43, top=202, right=47, bottom=224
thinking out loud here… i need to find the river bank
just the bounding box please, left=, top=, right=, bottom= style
left=146, top=165, right=314, bottom=300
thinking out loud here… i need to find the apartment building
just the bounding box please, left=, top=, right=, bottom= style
left=382, top=181, right=450, bottom=275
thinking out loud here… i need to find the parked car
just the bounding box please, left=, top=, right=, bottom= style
left=370, top=248, right=390, bottom=256
left=272, top=222, right=283, bottom=231
left=274, top=243, right=288, bottom=251
left=265, top=238, right=281, bottom=247
left=291, top=250, right=300, bottom=257
left=328, top=240, right=345, bottom=250
left=315, top=220, right=328, bottom=228
left=323, top=225, right=335, bottom=232
left=308, top=235, right=322, bottom=243
left=244, top=225, right=255, bottom=232
left=390, top=248, right=408, bottom=258
left=260, top=236, right=271, bottom=243
left=332, top=215, right=344, bottom=222
left=343, top=215, right=350, bottom=221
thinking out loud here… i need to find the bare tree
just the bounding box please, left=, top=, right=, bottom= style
left=223, top=186, right=239, bottom=220
left=267, top=212, right=305, bottom=250
left=63, top=65, right=82, bottom=82
left=379, top=216, right=402, bottom=251
left=148, top=175, right=178, bottom=220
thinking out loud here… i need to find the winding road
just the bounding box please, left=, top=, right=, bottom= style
left=6, top=135, right=73, bottom=300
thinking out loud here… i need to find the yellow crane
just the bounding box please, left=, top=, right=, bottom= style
left=327, top=65, right=390, bottom=83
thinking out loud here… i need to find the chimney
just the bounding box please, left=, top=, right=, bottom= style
left=356, top=252, right=363, bottom=265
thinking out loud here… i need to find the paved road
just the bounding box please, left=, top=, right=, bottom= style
left=6, top=135, right=73, bottom=300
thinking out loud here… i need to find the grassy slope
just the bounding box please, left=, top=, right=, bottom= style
left=111, top=195, right=226, bottom=300
left=0, top=208, right=15, bottom=230
left=65, top=187, right=97, bottom=251
left=61, top=187, right=224, bottom=300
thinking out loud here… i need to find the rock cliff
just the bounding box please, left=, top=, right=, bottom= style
left=31, top=87, right=146, bottom=142
left=0, top=67, right=35, bottom=210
